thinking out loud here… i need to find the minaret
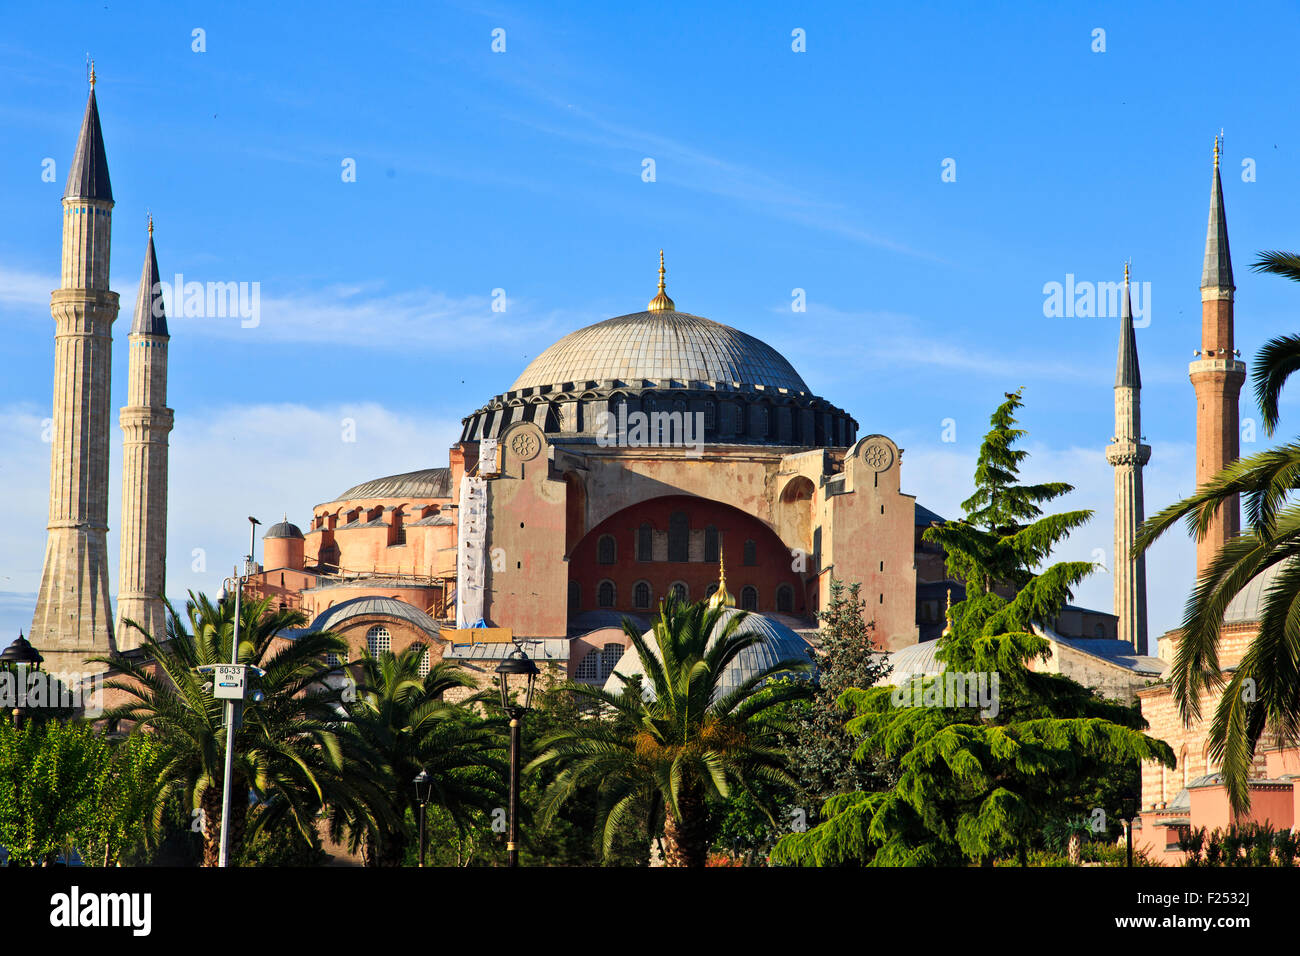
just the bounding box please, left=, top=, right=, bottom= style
left=1189, top=135, right=1246, bottom=579
left=30, top=65, right=120, bottom=672
left=116, top=217, right=173, bottom=648
left=1106, top=265, right=1150, bottom=654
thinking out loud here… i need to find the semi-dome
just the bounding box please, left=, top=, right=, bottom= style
left=331, top=467, right=452, bottom=503
left=309, top=596, right=441, bottom=639
left=509, top=310, right=810, bottom=394
left=601, top=607, right=814, bottom=703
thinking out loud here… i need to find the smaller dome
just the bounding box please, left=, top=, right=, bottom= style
left=602, top=608, right=813, bottom=703
left=265, top=517, right=304, bottom=539
left=309, top=596, right=440, bottom=640
left=1223, top=562, right=1291, bottom=624
left=883, top=640, right=943, bottom=686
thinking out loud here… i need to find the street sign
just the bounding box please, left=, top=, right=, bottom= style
left=213, top=664, right=246, bottom=700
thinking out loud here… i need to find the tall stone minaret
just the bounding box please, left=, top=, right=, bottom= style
left=30, top=67, right=119, bottom=672
left=1189, top=135, right=1245, bottom=579
left=116, top=219, right=173, bottom=648
left=1106, top=265, right=1150, bottom=654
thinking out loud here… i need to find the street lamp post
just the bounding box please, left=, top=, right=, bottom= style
left=496, top=645, right=538, bottom=868
left=0, top=632, right=43, bottom=729
left=211, top=516, right=260, bottom=868
left=413, top=769, right=431, bottom=867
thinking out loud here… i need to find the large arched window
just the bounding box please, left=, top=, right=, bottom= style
left=741, top=586, right=758, bottom=611
left=366, top=625, right=391, bottom=656
left=634, top=580, right=651, bottom=609
left=598, top=579, right=616, bottom=608
left=412, top=642, right=431, bottom=679
left=637, top=522, right=654, bottom=562
left=668, top=511, right=689, bottom=562
left=670, top=581, right=689, bottom=603
left=600, top=643, right=624, bottom=682
left=704, top=525, right=719, bottom=563
left=742, top=539, right=757, bottom=566
left=568, top=580, right=580, bottom=614
left=597, top=534, right=617, bottom=565
left=776, top=584, right=794, bottom=613
left=575, top=650, right=601, bottom=682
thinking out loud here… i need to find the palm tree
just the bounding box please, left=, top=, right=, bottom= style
left=1134, top=250, right=1300, bottom=813
left=527, top=598, right=812, bottom=867
left=95, top=592, right=366, bottom=866
left=330, top=644, right=506, bottom=866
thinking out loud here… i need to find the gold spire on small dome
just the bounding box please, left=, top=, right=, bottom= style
left=707, top=547, right=735, bottom=610
left=647, top=249, right=676, bottom=312
left=941, top=586, right=953, bottom=636
left=147, top=212, right=153, bottom=237
left=1213, top=132, right=1221, bottom=169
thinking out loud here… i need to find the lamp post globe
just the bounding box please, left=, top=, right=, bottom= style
left=496, top=645, right=539, bottom=867
left=1, top=632, right=43, bottom=728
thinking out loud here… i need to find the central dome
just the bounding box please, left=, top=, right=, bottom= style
left=509, top=310, right=810, bottom=394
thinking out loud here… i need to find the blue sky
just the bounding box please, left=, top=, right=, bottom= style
left=2, top=0, right=1298, bottom=643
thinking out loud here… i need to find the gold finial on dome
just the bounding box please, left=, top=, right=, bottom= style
left=942, top=585, right=953, bottom=636
left=707, top=546, right=736, bottom=610
left=88, top=59, right=96, bottom=90
left=1213, top=132, right=1220, bottom=169
left=647, top=249, right=676, bottom=312
left=147, top=212, right=153, bottom=237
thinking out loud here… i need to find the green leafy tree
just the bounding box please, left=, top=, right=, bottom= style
left=95, top=592, right=368, bottom=866
left=0, top=717, right=107, bottom=864
left=329, top=644, right=505, bottom=866
left=78, top=732, right=176, bottom=866
left=773, top=390, right=1175, bottom=866
left=528, top=598, right=812, bottom=867
left=1132, top=251, right=1300, bottom=814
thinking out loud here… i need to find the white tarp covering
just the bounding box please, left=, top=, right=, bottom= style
left=456, top=475, right=488, bottom=628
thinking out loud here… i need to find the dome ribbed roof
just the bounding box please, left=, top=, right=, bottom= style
left=601, top=608, right=813, bottom=703
left=264, top=519, right=303, bottom=540
left=331, top=467, right=451, bottom=503
left=1223, top=561, right=1292, bottom=624
left=309, top=596, right=440, bottom=639
left=510, top=311, right=810, bottom=393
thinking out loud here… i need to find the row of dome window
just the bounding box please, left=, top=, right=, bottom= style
left=595, top=524, right=757, bottom=565
left=323, top=626, right=432, bottom=677
left=571, top=579, right=796, bottom=614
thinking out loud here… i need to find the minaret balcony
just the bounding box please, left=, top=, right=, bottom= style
left=1105, top=442, right=1151, bottom=467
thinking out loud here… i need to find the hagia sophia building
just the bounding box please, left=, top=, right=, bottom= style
left=23, top=75, right=1300, bottom=862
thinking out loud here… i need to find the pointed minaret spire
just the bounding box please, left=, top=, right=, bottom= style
left=132, top=218, right=168, bottom=335
left=1202, top=133, right=1234, bottom=294
left=1116, top=261, right=1141, bottom=389
left=64, top=67, right=112, bottom=202
left=647, top=249, right=676, bottom=312
left=1190, top=134, right=1245, bottom=580
left=1107, top=262, right=1151, bottom=654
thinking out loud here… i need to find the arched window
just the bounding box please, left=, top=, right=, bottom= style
left=366, top=625, right=391, bottom=657
left=598, top=580, right=616, bottom=608
left=637, top=522, right=653, bottom=562
left=670, top=581, right=688, bottom=603
left=634, top=581, right=651, bottom=609
left=704, top=525, right=719, bottom=563
left=668, top=511, right=689, bottom=562
left=754, top=405, right=769, bottom=438
left=741, top=586, right=758, bottom=611
left=1094, top=622, right=1106, bottom=638
left=326, top=649, right=349, bottom=669
left=391, top=509, right=406, bottom=546
left=575, top=650, right=601, bottom=682
left=776, top=584, right=794, bottom=613
left=601, top=643, right=624, bottom=682
left=743, top=540, right=757, bottom=566
left=568, top=580, right=580, bottom=614
left=703, top=402, right=716, bottom=431
left=597, top=534, right=617, bottom=565
left=412, top=642, right=431, bottom=679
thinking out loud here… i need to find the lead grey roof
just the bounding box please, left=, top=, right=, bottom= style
left=132, top=234, right=168, bottom=336
left=444, top=639, right=569, bottom=662
left=308, top=596, right=441, bottom=638
left=1202, top=159, right=1234, bottom=291
left=64, top=89, right=112, bottom=201
left=510, top=311, right=810, bottom=393
left=332, top=467, right=452, bottom=502
left=915, top=503, right=945, bottom=527
left=1116, top=279, right=1140, bottom=388
left=264, top=519, right=303, bottom=539
left=602, top=608, right=814, bottom=703
left=1223, top=561, right=1292, bottom=623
